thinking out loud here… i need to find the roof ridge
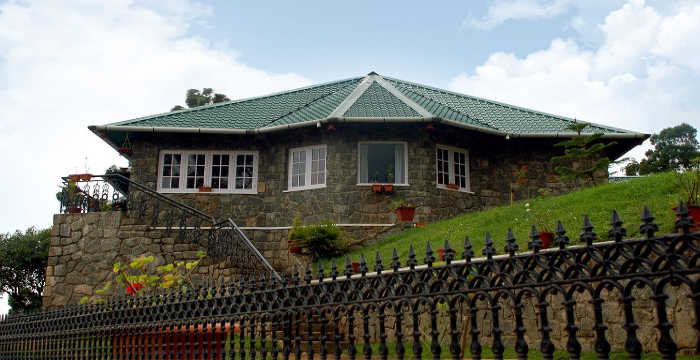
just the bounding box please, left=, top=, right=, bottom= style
left=110, top=76, right=363, bottom=127
left=383, top=76, right=632, bottom=134
left=262, top=80, right=361, bottom=127
left=373, top=75, right=433, bottom=118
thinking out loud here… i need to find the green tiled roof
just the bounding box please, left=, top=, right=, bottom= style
left=96, top=72, right=643, bottom=137
left=343, top=81, right=420, bottom=118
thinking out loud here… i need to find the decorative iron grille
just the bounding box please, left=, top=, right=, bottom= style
left=1, top=203, right=698, bottom=359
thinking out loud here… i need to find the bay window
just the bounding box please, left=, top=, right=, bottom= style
left=358, top=142, right=407, bottom=184
left=157, top=150, right=258, bottom=193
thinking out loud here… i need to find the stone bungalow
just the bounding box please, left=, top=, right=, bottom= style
left=90, top=72, right=646, bottom=243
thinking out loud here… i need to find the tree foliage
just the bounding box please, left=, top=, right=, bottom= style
left=171, top=88, right=230, bottom=111
left=0, top=227, right=50, bottom=313
left=550, top=123, right=616, bottom=187
left=625, top=123, right=700, bottom=176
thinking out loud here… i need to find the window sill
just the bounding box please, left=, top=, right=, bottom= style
left=437, top=186, right=474, bottom=194
left=283, top=185, right=327, bottom=193
left=158, top=189, right=258, bottom=195
left=356, top=183, right=410, bottom=187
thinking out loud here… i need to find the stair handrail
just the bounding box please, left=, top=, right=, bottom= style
left=213, top=218, right=282, bottom=281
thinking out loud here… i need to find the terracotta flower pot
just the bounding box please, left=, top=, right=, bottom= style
left=446, top=183, right=460, bottom=190
left=414, top=222, right=426, bottom=228
left=673, top=204, right=700, bottom=232
left=351, top=262, right=360, bottom=274
left=198, top=186, right=212, bottom=192
left=372, top=184, right=383, bottom=193
left=438, top=248, right=455, bottom=261
left=382, top=184, right=394, bottom=194
left=289, top=246, right=302, bottom=254
left=395, top=206, right=416, bottom=222
left=538, top=231, right=553, bottom=249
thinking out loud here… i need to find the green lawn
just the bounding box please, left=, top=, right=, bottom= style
left=321, top=172, right=683, bottom=269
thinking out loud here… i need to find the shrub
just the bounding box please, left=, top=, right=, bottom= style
left=289, top=216, right=346, bottom=260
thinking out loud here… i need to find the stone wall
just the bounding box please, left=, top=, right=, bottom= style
left=127, top=123, right=596, bottom=238
left=43, top=212, right=401, bottom=307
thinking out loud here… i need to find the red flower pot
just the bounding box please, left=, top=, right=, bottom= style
left=289, top=246, right=302, bottom=254
left=395, top=206, right=416, bottom=222
left=351, top=262, right=360, bottom=274
left=446, top=183, right=460, bottom=190
left=67, top=207, right=82, bottom=214
left=118, top=147, right=133, bottom=156
left=382, top=184, right=394, bottom=194
left=372, top=184, right=383, bottom=193
left=538, top=231, right=553, bottom=249
left=198, top=186, right=212, bottom=192
left=414, top=222, right=426, bottom=228
left=673, top=204, right=700, bottom=231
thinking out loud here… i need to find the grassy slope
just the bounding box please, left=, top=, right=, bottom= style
left=323, top=172, right=682, bottom=269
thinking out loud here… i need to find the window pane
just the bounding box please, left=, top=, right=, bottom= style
left=361, top=143, right=404, bottom=184
left=161, top=153, right=181, bottom=189
left=436, top=148, right=449, bottom=185
left=186, top=153, right=206, bottom=189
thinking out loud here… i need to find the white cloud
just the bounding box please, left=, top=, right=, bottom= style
left=0, top=0, right=311, bottom=234
left=450, top=0, right=700, bottom=166
left=465, top=0, right=575, bottom=29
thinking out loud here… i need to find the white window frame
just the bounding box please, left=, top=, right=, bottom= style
left=157, top=150, right=258, bottom=194
left=356, top=141, right=410, bottom=186
left=435, top=144, right=471, bottom=193
left=287, top=145, right=327, bottom=191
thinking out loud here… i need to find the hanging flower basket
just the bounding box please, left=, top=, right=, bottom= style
left=118, top=134, right=133, bottom=156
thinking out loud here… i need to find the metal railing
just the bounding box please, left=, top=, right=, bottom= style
left=58, top=173, right=280, bottom=280
left=1, top=203, right=698, bottom=359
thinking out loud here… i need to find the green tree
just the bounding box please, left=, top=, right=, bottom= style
left=550, top=123, right=616, bottom=187
left=0, top=227, right=50, bottom=313
left=626, top=123, right=700, bottom=175
left=171, top=88, right=230, bottom=111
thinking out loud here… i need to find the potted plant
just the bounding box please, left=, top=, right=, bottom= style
left=288, top=214, right=306, bottom=254
left=675, top=157, right=700, bottom=231
left=447, top=183, right=460, bottom=190
left=393, top=199, right=416, bottom=222
left=382, top=184, right=394, bottom=194
left=198, top=186, right=212, bottom=192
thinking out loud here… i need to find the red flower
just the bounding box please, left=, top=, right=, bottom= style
left=125, top=282, right=144, bottom=294
left=521, top=165, right=527, bottom=170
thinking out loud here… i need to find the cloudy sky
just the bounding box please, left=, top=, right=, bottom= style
left=1, top=0, right=699, bottom=313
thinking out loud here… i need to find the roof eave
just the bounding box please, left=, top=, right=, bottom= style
left=89, top=120, right=649, bottom=140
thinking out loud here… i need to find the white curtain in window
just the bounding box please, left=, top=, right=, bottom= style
left=394, top=144, right=405, bottom=184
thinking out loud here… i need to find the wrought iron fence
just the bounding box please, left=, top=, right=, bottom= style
left=1, top=203, right=698, bottom=359
left=57, top=173, right=281, bottom=281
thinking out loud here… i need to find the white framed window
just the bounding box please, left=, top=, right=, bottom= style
left=288, top=145, right=327, bottom=191
left=436, top=145, right=470, bottom=192
left=157, top=150, right=258, bottom=194
left=358, top=142, right=408, bottom=185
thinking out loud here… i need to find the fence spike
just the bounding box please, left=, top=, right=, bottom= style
left=640, top=205, right=659, bottom=238
left=581, top=214, right=596, bottom=246
left=483, top=232, right=496, bottom=258
left=504, top=228, right=519, bottom=255
left=424, top=243, right=435, bottom=267
left=359, top=253, right=368, bottom=275
left=330, top=259, right=338, bottom=280
left=292, top=264, right=300, bottom=285
left=407, top=244, right=418, bottom=269
left=443, top=239, right=454, bottom=264
left=463, top=236, right=474, bottom=260
left=317, top=262, right=325, bottom=281
left=553, top=220, right=570, bottom=248
left=391, top=248, right=401, bottom=271
left=344, top=256, right=354, bottom=277
left=608, top=209, right=627, bottom=241
left=304, top=264, right=312, bottom=284
left=675, top=200, right=695, bottom=233
left=528, top=225, right=542, bottom=252
left=374, top=251, right=384, bottom=273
